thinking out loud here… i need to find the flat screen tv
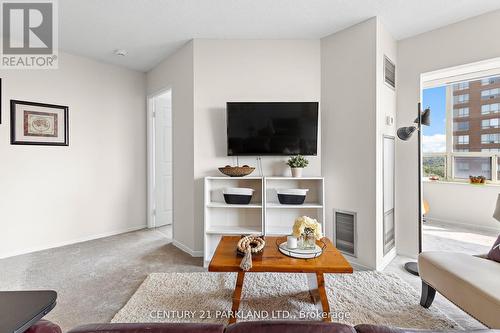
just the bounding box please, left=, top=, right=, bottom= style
left=227, top=102, right=318, bottom=156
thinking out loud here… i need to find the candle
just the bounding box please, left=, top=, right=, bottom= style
left=287, top=235, right=297, bottom=249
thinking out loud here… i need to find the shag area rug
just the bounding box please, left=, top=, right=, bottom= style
left=112, top=271, right=461, bottom=329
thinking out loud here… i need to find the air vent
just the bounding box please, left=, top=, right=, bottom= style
left=334, top=210, right=356, bottom=257
left=384, top=56, right=395, bottom=89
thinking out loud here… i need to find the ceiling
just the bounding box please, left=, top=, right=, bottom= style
left=60, top=0, right=500, bottom=72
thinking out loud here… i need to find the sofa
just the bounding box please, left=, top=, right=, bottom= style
left=30, top=319, right=500, bottom=333
left=32, top=320, right=500, bottom=333
left=418, top=251, right=500, bottom=329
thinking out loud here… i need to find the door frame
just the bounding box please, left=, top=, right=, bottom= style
left=147, top=87, right=173, bottom=231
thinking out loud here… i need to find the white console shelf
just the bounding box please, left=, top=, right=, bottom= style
left=204, top=176, right=324, bottom=266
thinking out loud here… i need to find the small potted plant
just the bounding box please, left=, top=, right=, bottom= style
left=469, top=175, right=486, bottom=185
left=287, top=155, right=309, bottom=178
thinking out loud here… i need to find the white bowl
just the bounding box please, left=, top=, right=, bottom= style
left=223, top=187, right=255, bottom=195
left=276, top=189, right=309, bottom=196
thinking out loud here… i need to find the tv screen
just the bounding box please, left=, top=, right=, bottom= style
left=227, top=102, right=318, bottom=156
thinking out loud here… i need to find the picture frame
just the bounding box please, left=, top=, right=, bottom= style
left=10, top=100, right=69, bottom=146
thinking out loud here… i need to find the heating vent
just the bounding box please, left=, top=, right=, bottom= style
left=384, top=56, right=395, bottom=89
left=334, top=210, right=356, bottom=257
left=383, top=209, right=395, bottom=255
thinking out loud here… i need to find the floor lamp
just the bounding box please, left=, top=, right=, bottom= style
left=397, top=103, right=431, bottom=276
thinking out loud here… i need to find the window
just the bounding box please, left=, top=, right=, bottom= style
left=455, top=135, right=469, bottom=145
left=423, top=74, right=500, bottom=182
left=454, top=121, right=469, bottom=131
left=482, top=118, right=500, bottom=129
left=481, top=76, right=500, bottom=85
left=457, top=162, right=469, bottom=171
left=481, top=133, right=500, bottom=144
left=481, top=103, right=500, bottom=114
left=454, top=107, right=469, bottom=117
left=481, top=88, right=500, bottom=99
left=454, top=157, right=492, bottom=180
left=423, top=156, right=446, bottom=178
left=453, top=82, right=469, bottom=90
left=454, top=94, right=469, bottom=104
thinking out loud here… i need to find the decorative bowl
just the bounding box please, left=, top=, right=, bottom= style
left=223, top=188, right=254, bottom=204
left=276, top=189, right=309, bottom=205
left=218, top=165, right=255, bottom=177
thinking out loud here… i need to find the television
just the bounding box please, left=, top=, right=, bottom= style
left=227, top=102, right=318, bottom=156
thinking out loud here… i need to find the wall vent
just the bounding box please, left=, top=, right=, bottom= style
left=334, top=210, right=356, bottom=257
left=384, top=56, right=395, bottom=89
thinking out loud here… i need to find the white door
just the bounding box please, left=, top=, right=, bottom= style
left=154, top=91, right=173, bottom=227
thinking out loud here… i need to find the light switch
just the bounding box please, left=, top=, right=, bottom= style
left=386, top=116, right=394, bottom=126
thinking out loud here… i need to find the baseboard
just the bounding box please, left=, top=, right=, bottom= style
left=172, top=240, right=204, bottom=257
left=341, top=254, right=374, bottom=271
left=377, top=248, right=397, bottom=271
left=0, top=224, right=147, bottom=259
left=426, top=217, right=500, bottom=233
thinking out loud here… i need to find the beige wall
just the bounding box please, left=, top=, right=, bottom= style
left=0, top=52, right=147, bottom=258
left=321, top=18, right=397, bottom=270
left=375, top=19, right=398, bottom=269
left=396, top=9, right=500, bottom=257
left=192, top=39, right=321, bottom=252
left=146, top=41, right=197, bottom=254
left=321, top=18, right=378, bottom=269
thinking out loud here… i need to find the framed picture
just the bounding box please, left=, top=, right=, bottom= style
left=0, top=78, right=2, bottom=124
left=10, top=100, right=69, bottom=146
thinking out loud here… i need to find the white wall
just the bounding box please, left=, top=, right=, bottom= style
left=321, top=18, right=397, bottom=270
left=192, top=39, right=321, bottom=253
left=321, top=18, right=378, bottom=269
left=375, top=20, right=398, bottom=269
left=0, top=52, right=146, bottom=258
left=423, top=182, right=500, bottom=231
left=146, top=41, right=196, bottom=255
left=396, top=9, right=500, bottom=257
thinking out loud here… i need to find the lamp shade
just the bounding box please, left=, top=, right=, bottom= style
left=397, top=126, right=417, bottom=141
left=493, top=194, right=500, bottom=222
left=421, top=108, right=431, bottom=126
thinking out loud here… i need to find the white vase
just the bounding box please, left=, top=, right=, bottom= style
left=291, top=167, right=303, bottom=177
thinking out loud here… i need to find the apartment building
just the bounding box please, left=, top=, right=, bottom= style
left=445, top=75, right=500, bottom=179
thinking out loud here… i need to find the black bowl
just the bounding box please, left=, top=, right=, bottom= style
left=223, top=194, right=252, bottom=205
left=277, top=194, right=306, bottom=205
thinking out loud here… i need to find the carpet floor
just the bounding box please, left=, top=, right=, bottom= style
left=112, top=271, right=467, bottom=329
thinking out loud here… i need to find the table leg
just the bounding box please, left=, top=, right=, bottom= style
left=307, top=272, right=331, bottom=322
left=229, top=271, right=245, bottom=324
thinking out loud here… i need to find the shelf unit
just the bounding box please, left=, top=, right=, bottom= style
left=264, top=177, right=325, bottom=236
left=204, top=176, right=325, bottom=266
left=204, top=177, right=264, bottom=265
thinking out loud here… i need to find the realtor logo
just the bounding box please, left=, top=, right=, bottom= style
left=1, top=0, right=58, bottom=68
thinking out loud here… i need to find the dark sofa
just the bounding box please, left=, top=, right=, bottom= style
left=30, top=319, right=499, bottom=333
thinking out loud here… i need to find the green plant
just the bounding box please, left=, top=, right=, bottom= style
left=287, top=155, right=309, bottom=168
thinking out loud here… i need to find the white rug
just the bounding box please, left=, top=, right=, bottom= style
left=112, top=271, right=462, bottom=329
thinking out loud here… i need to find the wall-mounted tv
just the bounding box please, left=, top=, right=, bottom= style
left=227, top=102, right=318, bottom=156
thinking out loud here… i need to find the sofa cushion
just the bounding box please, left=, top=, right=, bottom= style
left=25, top=320, right=62, bottom=333
left=355, top=324, right=498, bottom=333
left=67, top=323, right=225, bottom=333
left=226, top=321, right=356, bottom=333
left=418, top=252, right=500, bottom=328
left=487, top=235, right=500, bottom=263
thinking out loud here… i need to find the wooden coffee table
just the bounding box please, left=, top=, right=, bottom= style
left=208, top=236, right=353, bottom=323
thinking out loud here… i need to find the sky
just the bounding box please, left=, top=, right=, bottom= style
left=422, top=86, right=446, bottom=153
